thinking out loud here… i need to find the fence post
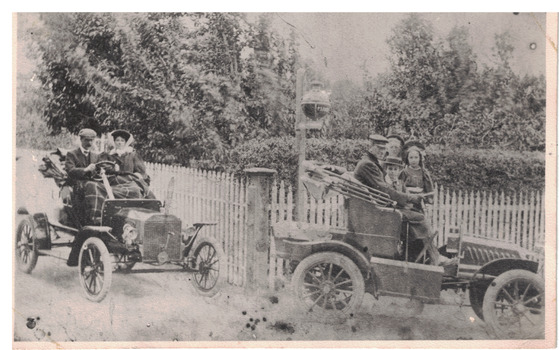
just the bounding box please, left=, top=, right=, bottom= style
left=244, top=167, right=277, bottom=291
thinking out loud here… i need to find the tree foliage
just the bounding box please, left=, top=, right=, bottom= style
left=22, top=12, right=545, bottom=183
left=326, top=14, right=545, bottom=152
left=33, top=13, right=300, bottom=165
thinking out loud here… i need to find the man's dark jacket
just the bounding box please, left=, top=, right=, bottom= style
left=65, top=148, right=100, bottom=181
left=354, top=151, right=429, bottom=240
left=353, top=151, right=413, bottom=207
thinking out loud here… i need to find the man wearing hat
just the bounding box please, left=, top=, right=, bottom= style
left=65, top=128, right=101, bottom=266
left=354, top=133, right=447, bottom=266
left=65, top=128, right=100, bottom=181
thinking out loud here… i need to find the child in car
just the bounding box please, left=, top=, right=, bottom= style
left=400, top=141, right=434, bottom=214
left=383, top=156, right=406, bottom=192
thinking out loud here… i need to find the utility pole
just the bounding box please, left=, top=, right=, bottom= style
left=295, top=68, right=306, bottom=222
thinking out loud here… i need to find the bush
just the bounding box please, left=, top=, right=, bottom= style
left=226, top=137, right=544, bottom=194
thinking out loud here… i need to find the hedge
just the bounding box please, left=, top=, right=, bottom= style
left=226, top=137, right=545, bottom=194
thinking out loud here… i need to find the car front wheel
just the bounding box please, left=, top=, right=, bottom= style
left=482, top=269, right=544, bottom=339
left=292, top=252, right=365, bottom=319
left=78, top=237, right=112, bottom=302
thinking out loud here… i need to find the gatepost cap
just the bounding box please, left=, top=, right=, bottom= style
left=368, top=134, right=389, bottom=144
left=78, top=128, right=97, bottom=138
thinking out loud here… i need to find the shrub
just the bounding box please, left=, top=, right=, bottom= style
left=226, top=137, right=544, bottom=194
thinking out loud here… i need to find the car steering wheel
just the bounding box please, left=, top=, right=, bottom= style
left=94, top=160, right=116, bottom=173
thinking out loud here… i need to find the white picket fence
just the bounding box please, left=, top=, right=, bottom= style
left=146, top=163, right=249, bottom=287
left=146, top=163, right=545, bottom=287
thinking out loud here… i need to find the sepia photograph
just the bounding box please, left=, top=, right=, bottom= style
left=12, top=11, right=556, bottom=348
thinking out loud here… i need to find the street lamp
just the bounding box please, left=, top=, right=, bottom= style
left=295, top=68, right=331, bottom=221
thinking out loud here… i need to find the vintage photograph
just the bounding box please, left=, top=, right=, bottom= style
left=13, top=12, right=554, bottom=346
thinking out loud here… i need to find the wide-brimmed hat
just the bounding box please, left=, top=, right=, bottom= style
left=111, top=129, right=132, bottom=142
left=383, top=156, right=404, bottom=168
left=368, top=134, right=389, bottom=145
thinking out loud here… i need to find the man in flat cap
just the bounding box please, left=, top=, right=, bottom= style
left=354, top=133, right=447, bottom=265
left=65, top=128, right=100, bottom=181
left=65, top=128, right=101, bottom=266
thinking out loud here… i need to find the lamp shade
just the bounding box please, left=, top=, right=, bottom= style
left=301, top=81, right=331, bottom=129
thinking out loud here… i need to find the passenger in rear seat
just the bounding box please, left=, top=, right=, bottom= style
left=354, top=134, right=452, bottom=266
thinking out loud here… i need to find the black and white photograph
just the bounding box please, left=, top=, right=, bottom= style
left=12, top=11, right=556, bottom=347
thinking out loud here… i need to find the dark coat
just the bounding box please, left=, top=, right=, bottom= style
left=65, top=148, right=100, bottom=181
left=106, top=150, right=149, bottom=182
left=353, top=152, right=413, bottom=207
left=354, top=152, right=429, bottom=240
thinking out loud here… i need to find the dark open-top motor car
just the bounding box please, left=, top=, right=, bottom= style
left=15, top=150, right=223, bottom=302
left=272, top=161, right=544, bottom=339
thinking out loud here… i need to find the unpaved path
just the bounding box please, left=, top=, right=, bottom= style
left=13, top=148, right=492, bottom=343
left=14, top=252, right=491, bottom=343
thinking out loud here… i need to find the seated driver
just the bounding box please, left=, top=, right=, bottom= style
left=65, top=128, right=101, bottom=225
left=65, top=128, right=144, bottom=266
left=353, top=134, right=452, bottom=266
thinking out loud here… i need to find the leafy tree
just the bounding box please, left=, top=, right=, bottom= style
left=33, top=12, right=300, bottom=165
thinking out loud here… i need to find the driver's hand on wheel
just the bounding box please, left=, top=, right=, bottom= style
left=85, top=163, right=97, bottom=173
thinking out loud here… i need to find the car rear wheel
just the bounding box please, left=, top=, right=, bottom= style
left=190, top=236, right=224, bottom=297
left=15, top=217, right=39, bottom=274
left=482, top=269, right=544, bottom=339
left=78, top=237, right=112, bottom=302
left=292, top=252, right=365, bottom=319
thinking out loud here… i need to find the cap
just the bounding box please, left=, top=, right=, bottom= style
left=78, top=128, right=97, bottom=138
left=368, top=134, right=389, bottom=144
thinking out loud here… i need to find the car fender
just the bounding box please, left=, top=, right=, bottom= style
left=472, top=258, right=539, bottom=280
left=285, top=240, right=371, bottom=276
left=16, top=211, right=51, bottom=250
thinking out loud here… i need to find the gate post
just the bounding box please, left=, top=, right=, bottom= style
left=244, top=168, right=276, bottom=291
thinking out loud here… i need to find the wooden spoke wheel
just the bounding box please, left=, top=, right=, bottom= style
left=191, top=236, right=224, bottom=297
left=15, top=217, right=38, bottom=274
left=292, top=252, right=365, bottom=318
left=78, top=237, right=112, bottom=302
left=482, top=269, right=544, bottom=339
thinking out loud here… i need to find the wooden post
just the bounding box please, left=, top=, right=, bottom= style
left=295, top=68, right=307, bottom=222
left=244, top=167, right=277, bottom=291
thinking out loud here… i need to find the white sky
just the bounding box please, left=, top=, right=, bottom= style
left=257, top=12, right=547, bottom=82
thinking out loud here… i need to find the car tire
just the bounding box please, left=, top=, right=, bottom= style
left=292, top=252, right=365, bottom=319
left=190, top=235, right=224, bottom=297
left=482, top=269, right=544, bottom=339
left=78, top=237, right=113, bottom=302
left=15, top=216, right=39, bottom=274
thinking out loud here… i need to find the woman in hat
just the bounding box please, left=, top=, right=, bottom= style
left=400, top=141, right=434, bottom=213
left=107, top=129, right=149, bottom=183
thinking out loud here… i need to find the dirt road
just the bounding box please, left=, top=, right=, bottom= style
left=14, top=250, right=492, bottom=343
left=13, top=149, right=492, bottom=343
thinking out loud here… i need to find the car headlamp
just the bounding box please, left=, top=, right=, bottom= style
left=181, top=226, right=196, bottom=244
left=122, top=222, right=138, bottom=245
